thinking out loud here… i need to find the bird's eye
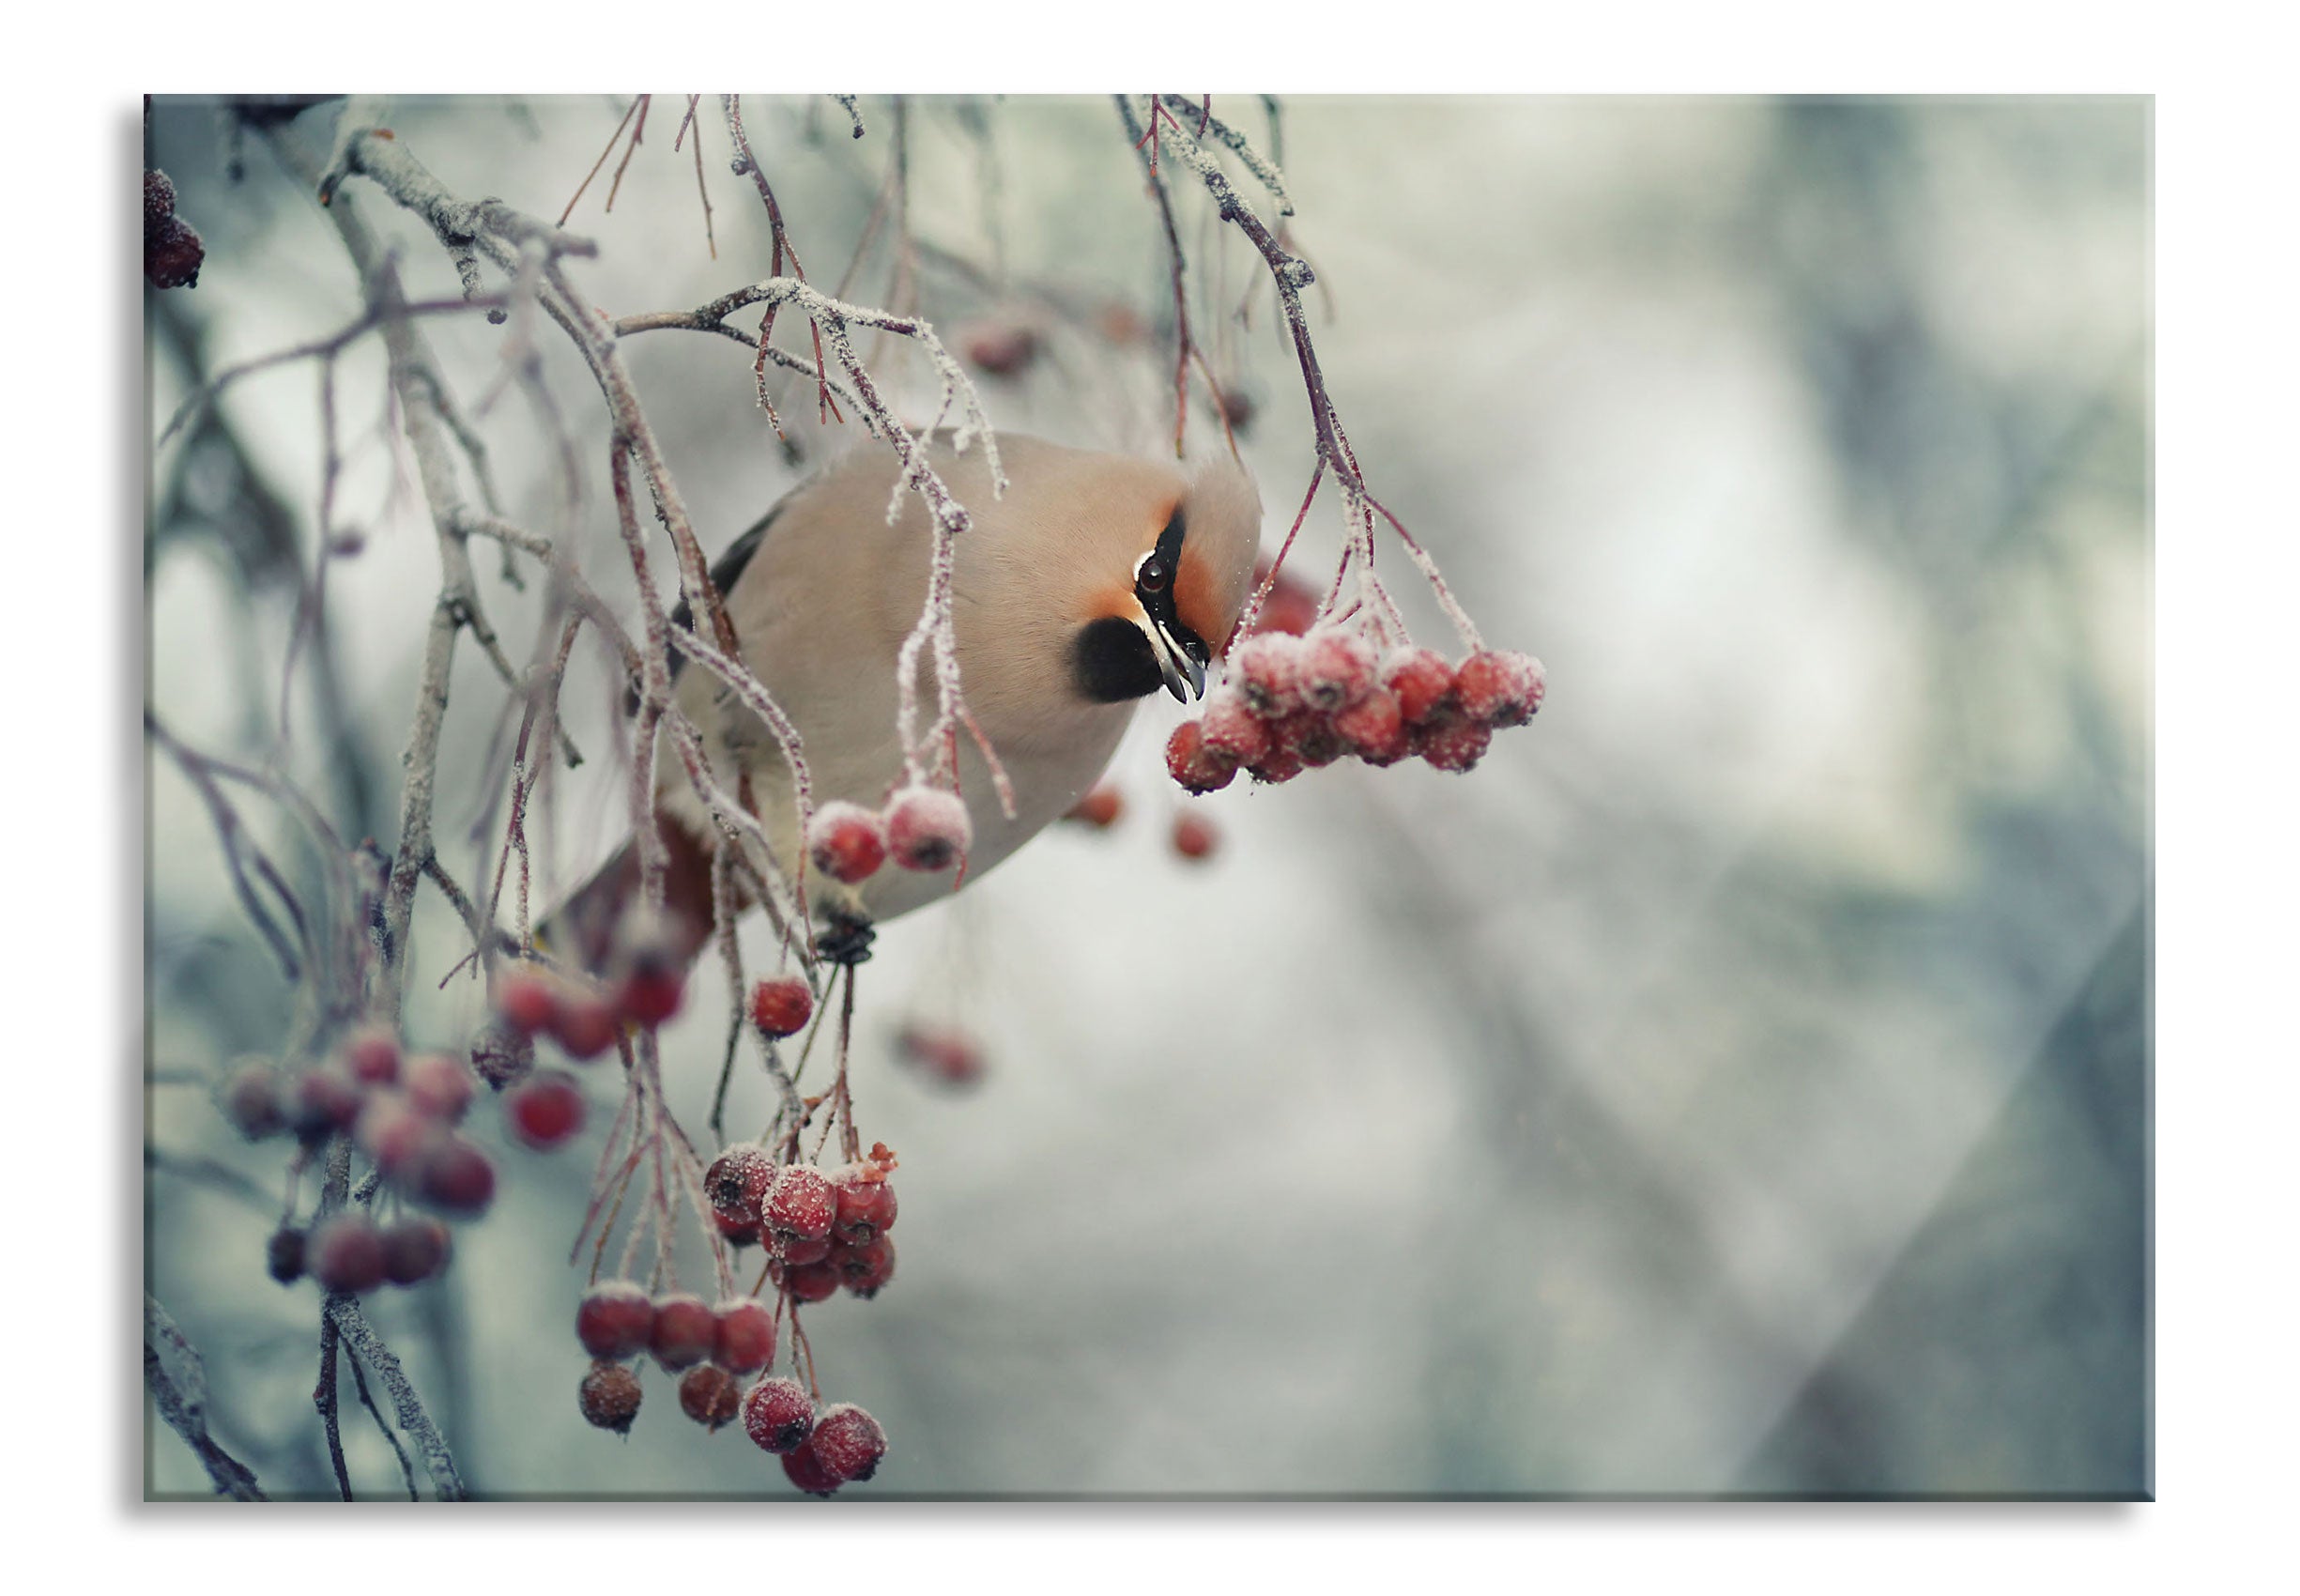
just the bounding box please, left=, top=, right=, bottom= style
left=1138, top=555, right=1170, bottom=591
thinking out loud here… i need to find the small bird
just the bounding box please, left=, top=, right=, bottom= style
left=545, top=432, right=1263, bottom=971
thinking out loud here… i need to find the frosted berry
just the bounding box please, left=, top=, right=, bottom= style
left=615, top=942, right=685, bottom=1029
left=309, top=1214, right=387, bottom=1295
left=494, top=972, right=560, bottom=1037
left=578, top=1361, right=642, bottom=1435
left=785, top=1260, right=841, bottom=1303
left=1172, top=814, right=1219, bottom=862
left=782, top=1440, right=841, bottom=1496
left=706, top=1143, right=776, bottom=1229
left=1274, top=711, right=1350, bottom=769
left=650, top=1293, right=718, bottom=1372
left=267, top=1227, right=305, bottom=1284
left=810, top=1404, right=888, bottom=1483
left=287, top=1069, right=364, bottom=1143
left=550, top=994, right=621, bottom=1061
left=221, top=1059, right=286, bottom=1141
left=341, top=1026, right=402, bottom=1086
left=781, top=1234, right=833, bottom=1268
left=679, top=1364, right=742, bottom=1431
left=1296, top=628, right=1378, bottom=714
left=743, top=1375, right=815, bottom=1454
left=1166, top=719, right=1237, bottom=795
left=1063, top=783, right=1125, bottom=829
left=713, top=1298, right=778, bottom=1375
left=1334, top=688, right=1409, bottom=765
left=832, top=1169, right=897, bottom=1243
left=380, top=1218, right=452, bottom=1286
left=714, top=1212, right=762, bottom=1249
left=1454, top=649, right=1545, bottom=728
left=806, top=801, right=888, bottom=884
left=145, top=168, right=176, bottom=230
left=1382, top=647, right=1457, bottom=727
left=1198, top=691, right=1273, bottom=767
left=897, top=1024, right=985, bottom=1087
left=146, top=217, right=205, bottom=290
left=403, top=1052, right=476, bottom=1123
left=468, top=1019, right=534, bottom=1091
left=884, top=786, right=971, bottom=872
left=834, top=1235, right=897, bottom=1298
left=412, top=1134, right=495, bottom=1217
left=1232, top=632, right=1304, bottom=717
left=1416, top=718, right=1494, bottom=774
left=576, top=1281, right=655, bottom=1360
left=506, top=1070, right=586, bottom=1151
left=764, top=1163, right=836, bottom=1245
left=355, top=1091, right=439, bottom=1180
left=749, top=976, right=814, bottom=1040
left=1245, top=742, right=1306, bottom=786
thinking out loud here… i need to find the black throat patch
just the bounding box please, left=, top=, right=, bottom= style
left=1071, top=616, right=1163, bottom=703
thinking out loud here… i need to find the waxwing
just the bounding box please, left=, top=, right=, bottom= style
left=544, top=433, right=1264, bottom=971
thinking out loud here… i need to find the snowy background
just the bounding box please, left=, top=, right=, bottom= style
left=145, top=94, right=2148, bottom=1497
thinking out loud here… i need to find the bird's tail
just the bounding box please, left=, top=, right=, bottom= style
left=533, top=816, right=722, bottom=976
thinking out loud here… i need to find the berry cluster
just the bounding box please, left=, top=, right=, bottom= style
left=705, top=1146, right=900, bottom=1302
left=493, top=934, right=691, bottom=1067
left=145, top=168, right=204, bottom=291
left=1168, top=631, right=1544, bottom=791
left=272, top=1213, right=453, bottom=1295
left=805, top=786, right=972, bottom=888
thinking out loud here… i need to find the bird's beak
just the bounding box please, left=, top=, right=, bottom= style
left=1141, top=611, right=1207, bottom=702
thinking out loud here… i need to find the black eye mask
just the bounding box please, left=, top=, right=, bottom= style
left=1134, top=509, right=1208, bottom=702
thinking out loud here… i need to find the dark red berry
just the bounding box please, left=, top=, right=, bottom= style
left=963, top=320, right=1039, bottom=377
left=288, top=1069, right=365, bottom=1143
left=714, top=1298, right=778, bottom=1375
left=145, top=168, right=176, bottom=232
left=1232, top=633, right=1304, bottom=717
left=341, top=1027, right=402, bottom=1086
left=706, top=1143, right=776, bottom=1229
left=1246, top=742, right=1306, bottom=786
left=713, top=1211, right=762, bottom=1249
left=806, top=801, right=888, bottom=884
left=1296, top=628, right=1377, bottom=714
left=576, top=1281, right=656, bottom=1360
left=412, top=1134, right=495, bottom=1217
left=549, top=994, right=621, bottom=1061
left=309, top=1214, right=387, bottom=1295
left=1274, top=710, right=1349, bottom=769
left=1166, top=719, right=1237, bottom=795
left=781, top=1234, right=833, bottom=1267
left=146, top=217, right=205, bottom=290
left=1335, top=688, right=1409, bottom=765
left=221, top=1059, right=286, bottom=1141
left=468, top=1020, right=534, bottom=1091
left=782, top=1442, right=840, bottom=1496
left=1198, top=691, right=1273, bottom=767
left=764, top=1164, right=836, bottom=1245
left=1453, top=649, right=1545, bottom=728
left=744, top=1376, right=815, bottom=1454
left=1063, top=784, right=1125, bottom=828
left=748, top=977, right=814, bottom=1040
left=403, top=1053, right=476, bottom=1122
left=1382, top=647, right=1457, bottom=727
left=809, top=1403, right=888, bottom=1483
left=505, top=1069, right=586, bottom=1151
left=578, top=1361, right=642, bottom=1435
left=679, top=1364, right=742, bottom=1431
left=615, top=942, right=685, bottom=1029
left=833, top=1235, right=897, bottom=1298
left=650, top=1293, right=718, bottom=1371
left=1416, top=718, right=1494, bottom=774
left=832, top=1169, right=897, bottom=1243
left=494, top=972, right=561, bottom=1037
left=884, top=787, right=972, bottom=872
left=785, top=1260, right=841, bottom=1303
left=380, top=1218, right=452, bottom=1286
left=267, top=1227, right=305, bottom=1284
left=1172, top=814, right=1219, bottom=862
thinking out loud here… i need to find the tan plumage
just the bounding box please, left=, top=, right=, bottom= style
left=548, top=433, right=1263, bottom=969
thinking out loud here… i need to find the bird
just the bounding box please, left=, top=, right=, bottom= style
left=543, top=432, right=1264, bottom=973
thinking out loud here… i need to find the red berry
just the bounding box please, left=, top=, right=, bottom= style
left=1274, top=711, right=1350, bottom=769
left=765, top=1163, right=836, bottom=1245
left=782, top=1440, right=841, bottom=1496
left=1063, top=783, right=1125, bottom=829
left=288, top=1069, right=365, bottom=1143
left=145, top=168, right=176, bottom=231
left=897, top=1024, right=985, bottom=1087
left=785, top=1260, right=841, bottom=1303
left=576, top=1281, right=655, bottom=1360
left=403, top=1052, right=476, bottom=1123
left=833, top=1235, right=897, bottom=1298
left=1416, top=718, right=1494, bottom=774
left=679, top=1364, right=742, bottom=1431
left=706, top=1143, right=777, bottom=1229
left=963, top=320, right=1038, bottom=377
left=380, top=1218, right=452, bottom=1286
left=309, top=1214, right=387, bottom=1294
left=1296, top=628, right=1377, bottom=714
left=146, top=217, right=205, bottom=290
left=832, top=1169, right=898, bottom=1243
left=809, top=1404, right=888, bottom=1483
left=550, top=994, right=621, bottom=1061
left=1198, top=691, right=1273, bottom=767
left=494, top=972, right=560, bottom=1037
left=749, top=976, right=814, bottom=1040
left=1172, top=814, right=1219, bottom=862
left=468, top=1020, right=534, bottom=1091
left=1165, top=719, right=1238, bottom=795
left=341, top=1027, right=402, bottom=1086
left=781, top=1234, right=833, bottom=1267
left=221, top=1059, right=286, bottom=1141
left=650, top=1293, right=718, bottom=1372
left=713, top=1210, right=762, bottom=1249
left=615, top=943, right=685, bottom=1029
left=1453, top=649, right=1545, bottom=728
left=883, top=786, right=972, bottom=872
left=355, top=1091, right=439, bottom=1180
left=412, top=1134, right=496, bottom=1217
left=1335, top=688, right=1409, bottom=765
left=743, top=1375, right=815, bottom=1454
left=506, top=1069, right=586, bottom=1151
left=806, top=801, right=888, bottom=884
left=578, top=1361, right=642, bottom=1435
left=1246, top=741, right=1306, bottom=785
left=1382, top=647, right=1457, bottom=727
left=714, top=1298, right=778, bottom=1374
left=1232, top=633, right=1304, bottom=717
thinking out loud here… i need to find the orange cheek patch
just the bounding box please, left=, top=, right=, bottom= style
left=1087, top=580, right=1137, bottom=626
left=1174, top=550, right=1227, bottom=653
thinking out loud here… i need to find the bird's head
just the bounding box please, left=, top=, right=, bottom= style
left=1069, top=453, right=1264, bottom=707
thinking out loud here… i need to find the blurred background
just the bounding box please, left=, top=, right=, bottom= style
left=145, top=94, right=2149, bottom=1497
